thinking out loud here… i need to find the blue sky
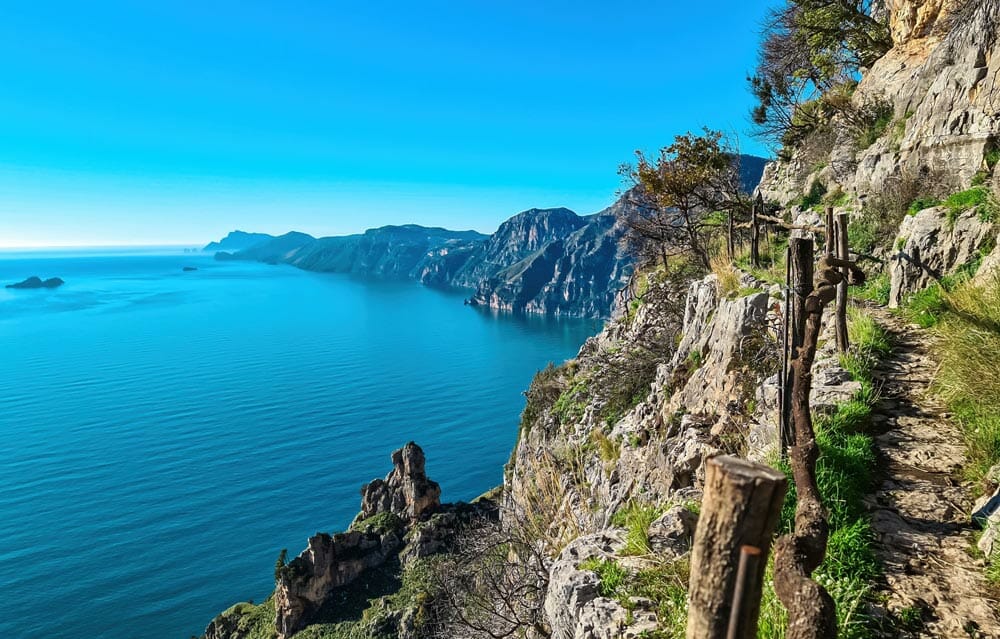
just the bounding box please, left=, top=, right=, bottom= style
left=0, top=0, right=774, bottom=247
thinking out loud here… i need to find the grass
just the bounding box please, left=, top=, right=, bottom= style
left=579, top=557, right=629, bottom=597
left=898, top=283, right=948, bottom=328
left=611, top=501, right=665, bottom=556
left=907, top=196, right=941, bottom=216
left=850, top=272, right=890, bottom=306
left=757, top=307, right=887, bottom=638
left=942, top=187, right=997, bottom=225
left=590, top=429, right=621, bottom=465
left=579, top=557, right=689, bottom=638
left=840, top=306, right=892, bottom=380
left=931, top=272, right=1000, bottom=485
left=799, top=180, right=828, bottom=210
left=710, top=253, right=741, bottom=298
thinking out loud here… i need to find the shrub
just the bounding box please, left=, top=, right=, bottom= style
left=611, top=501, right=665, bottom=556
left=579, top=558, right=629, bottom=597
left=855, top=100, right=894, bottom=150
left=907, top=197, right=941, bottom=216
left=520, top=363, right=565, bottom=433
left=800, top=180, right=828, bottom=210
left=943, top=187, right=991, bottom=223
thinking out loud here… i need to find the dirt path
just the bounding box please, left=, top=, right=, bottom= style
left=866, top=308, right=1000, bottom=638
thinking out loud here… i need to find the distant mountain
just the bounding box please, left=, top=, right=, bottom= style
left=207, top=209, right=633, bottom=318
left=205, top=155, right=767, bottom=319
left=203, top=231, right=276, bottom=253
left=739, top=154, right=770, bottom=193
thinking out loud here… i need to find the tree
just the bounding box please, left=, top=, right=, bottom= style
left=749, top=0, right=891, bottom=148
left=620, top=129, right=749, bottom=270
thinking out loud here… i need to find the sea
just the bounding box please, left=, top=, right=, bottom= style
left=0, top=247, right=599, bottom=639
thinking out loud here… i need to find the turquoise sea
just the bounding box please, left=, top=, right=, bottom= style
left=0, top=248, right=597, bottom=639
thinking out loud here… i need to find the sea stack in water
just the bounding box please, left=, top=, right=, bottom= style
left=6, top=276, right=64, bottom=289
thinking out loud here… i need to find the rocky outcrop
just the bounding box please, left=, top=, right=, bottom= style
left=354, top=442, right=441, bottom=525
left=6, top=276, right=64, bottom=289
left=274, top=528, right=403, bottom=638
left=759, top=1, right=1000, bottom=208
left=889, top=206, right=995, bottom=306
left=544, top=505, right=696, bottom=639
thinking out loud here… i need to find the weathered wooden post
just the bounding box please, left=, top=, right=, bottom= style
left=824, top=207, right=835, bottom=256
left=750, top=192, right=762, bottom=268
left=835, top=213, right=850, bottom=352
left=728, top=209, right=736, bottom=262
left=780, top=237, right=813, bottom=457
left=687, top=455, right=788, bottom=639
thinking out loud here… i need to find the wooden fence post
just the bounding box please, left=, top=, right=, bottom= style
left=780, top=237, right=813, bottom=457
left=687, top=455, right=788, bottom=639
left=835, top=213, right=850, bottom=353
left=751, top=193, right=762, bottom=268
left=824, top=207, right=835, bottom=256
left=728, top=209, right=736, bottom=262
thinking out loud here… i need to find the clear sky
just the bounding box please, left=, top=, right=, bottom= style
left=0, top=0, right=774, bottom=247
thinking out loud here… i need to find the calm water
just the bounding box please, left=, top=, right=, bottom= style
left=0, top=248, right=597, bottom=639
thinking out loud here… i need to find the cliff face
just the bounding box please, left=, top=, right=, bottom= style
left=761, top=0, right=1000, bottom=205
left=466, top=206, right=632, bottom=317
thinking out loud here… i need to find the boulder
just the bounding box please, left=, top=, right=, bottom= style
left=889, top=207, right=994, bottom=307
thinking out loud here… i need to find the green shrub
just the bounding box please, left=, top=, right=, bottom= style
left=856, top=102, right=894, bottom=150
left=611, top=501, right=665, bottom=556
left=579, top=558, right=629, bottom=597
left=986, top=148, right=1000, bottom=169
left=942, top=187, right=996, bottom=225
left=907, top=197, right=940, bottom=216
left=799, top=180, right=828, bottom=209
left=520, top=363, right=565, bottom=433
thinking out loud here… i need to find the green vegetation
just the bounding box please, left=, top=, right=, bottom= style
left=553, top=377, right=589, bottom=424
left=942, top=186, right=996, bottom=224
left=839, top=306, right=892, bottom=381
left=986, top=148, right=1000, bottom=170
left=799, top=180, right=827, bottom=210
left=590, top=429, right=621, bottom=465
left=849, top=271, right=891, bottom=306
left=758, top=307, right=888, bottom=638
left=520, top=363, right=564, bottom=434
left=931, top=273, right=1000, bottom=485
left=350, top=512, right=404, bottom=535
left=579, top=557, right=629, bottom=597
left=204, top=597, right=277, bottom=639
left=856, top=102, right=894, bottom=151
left=579, top=557, right=689, bottom=638
left=907, top=196, right=940, bottom=216
left=611, top=501, right=665, bottom=556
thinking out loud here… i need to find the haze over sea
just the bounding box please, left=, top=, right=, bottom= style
left=0, top=248, right=597, bottom=639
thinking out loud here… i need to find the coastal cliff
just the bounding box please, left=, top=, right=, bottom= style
left=200, top=2, right=1000, bottom=637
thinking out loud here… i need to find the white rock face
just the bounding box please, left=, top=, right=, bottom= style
left=888, top=206, right=995, bottom=306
